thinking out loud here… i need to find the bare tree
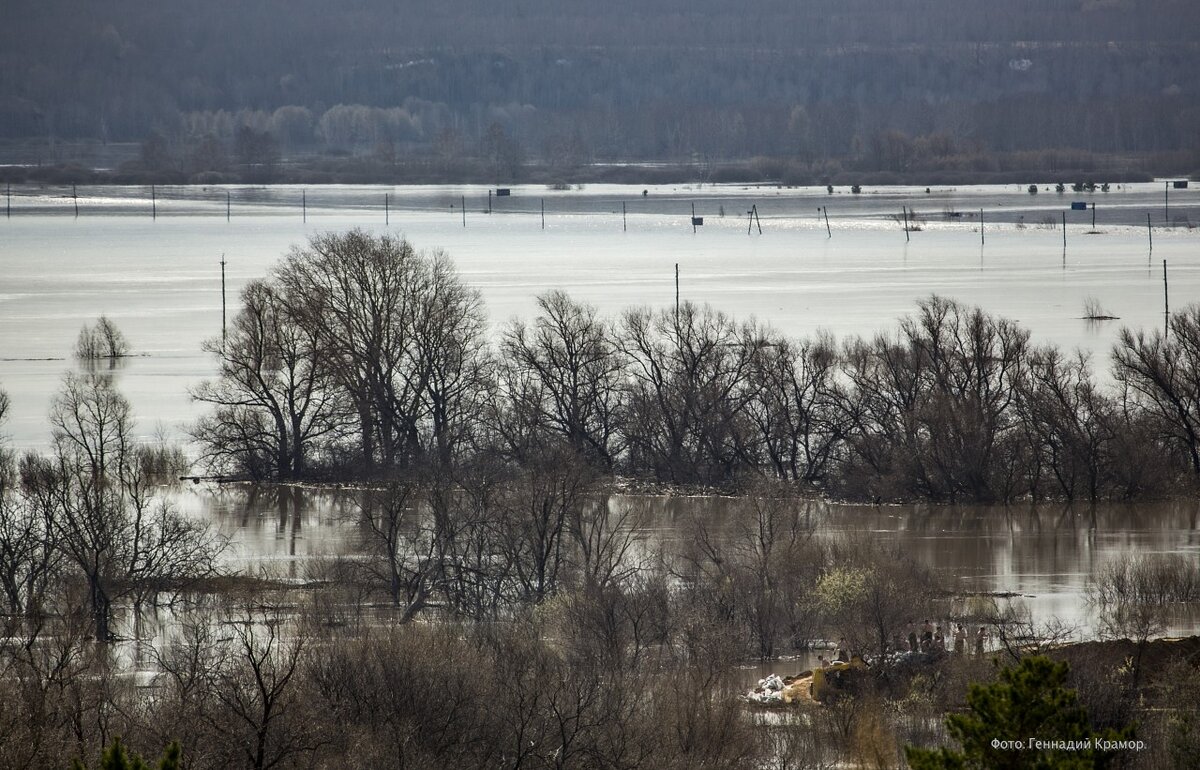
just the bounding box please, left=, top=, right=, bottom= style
left=192, top=279, right=347, bottom=479
left=275, top=230, right=490, bottom=473
left=743, top=331, right=844, bottom=483
left=22, top=373, right=223, bottom=641
left=1112, top=306, right=1200, bottom=478
left=497, top=290, right=626, bottom=469
left=208, top=614, right=320, bottom=770
left=619, top=302, right=761, bottom=485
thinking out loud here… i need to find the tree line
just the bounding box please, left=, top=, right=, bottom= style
left=195, top=229, right=1200, bottom=505
left=4, top=0, right=1200, bottom=179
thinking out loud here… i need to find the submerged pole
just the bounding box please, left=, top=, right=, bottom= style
left=385, top=193, right=389, bottom=225
left=1062, top=211, right=1066, bottom=248
left=691, top=202, right=696, bottom=234
left=73, top=184, right=78, bottom=217
left=1147, top=213, right=1153, bottom=251
left=823, top=206, right=831, bottom=237
left=226, top=190, right=230, bottom=222
left=622, top=201, right=627, bottom=232
left=462, top=195, right=466, bottom=227
left=151, top=185, right=156, bottom=220
left=541, top=198, right=545, bottom=229
left=903, top=206, right=910, bottom=242
left=302, top=189, right=306, bottom=223
left=980, top=208, right=984, bottom=246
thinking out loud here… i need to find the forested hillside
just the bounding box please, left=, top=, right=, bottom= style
left=3, top=0, right=1199, bottom=179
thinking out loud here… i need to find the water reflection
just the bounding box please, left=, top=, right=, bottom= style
left=177, top=485, right=1200, bottom=636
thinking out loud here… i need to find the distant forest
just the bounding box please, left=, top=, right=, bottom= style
left=3, top=0, right=1200, bottom=182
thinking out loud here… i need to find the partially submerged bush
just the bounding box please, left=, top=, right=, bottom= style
left=75, top=315, right=130, bottom=360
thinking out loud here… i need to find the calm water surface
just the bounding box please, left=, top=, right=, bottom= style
left=3, top=183, right=1199, bottom=643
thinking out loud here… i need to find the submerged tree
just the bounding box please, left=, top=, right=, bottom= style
left=75, top=316, right=130, bottom=361
left=21, top=373, right=223, bottom=641
left=275, top=230, right=490, bottom=474
left=192, top=279, right=346, bottom=480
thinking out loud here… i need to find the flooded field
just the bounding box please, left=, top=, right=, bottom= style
left=2, top=182, right=1197, bottom=449
left=3, top=182, right=1200, bottom=640
left=174, top=483, right=1200, bottom=640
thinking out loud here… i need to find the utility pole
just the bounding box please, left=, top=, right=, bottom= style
left=72, top=184, right=78, bottom=217
left=902, top=206, right=910, bottom=242
left=622, top=201, right=627, bottom=232
left=691, top=202, right=696, bottom=234
left=1062, top=211, right=1066, bottom=248
left=302, top=189, right=306, bottom=223
left=823, top=206, right=831, bottom=237
left=220, top=255, right=227, bottom=345
left=541, top=198, right=545, bottom=229
left=980, top=208, right=984, bottom=246
left=462, top=195, right=466, bottom=227
left=675, top=263, right=680, bottom=319
left=226, top=190, right=230, bottom=222
left=1164, top=259, right=1170, bottom=338
left=151, top=184, right=157, bottom=220
left=385, top=193, right=389, bottom=225
left=747, top=204, right=762, bottom=235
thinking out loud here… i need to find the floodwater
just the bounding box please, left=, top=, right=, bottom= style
left=2, top=181, right=1197, bottom=448
left=180, top=483, right=1200, bottom=639
left=2, top=182, right=1199, bottom=640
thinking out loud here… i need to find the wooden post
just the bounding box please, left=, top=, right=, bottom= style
left=980, top=208, right=984, bottom=245
left=1147, top=213, right=1153, bottom=251
left=488, top=189, right=492, bottom=214
left=1062, top=211, right=1066, bottom=248
left=675, top=262, right=679, bottom=318
left=302, top=189, right=306, bottom=223
left=220, top=254, right=227, bottom=344
left=903, top=206, right=910, bottom=242
left=541, top=198, right=545, bottom=229
left=385, top=193, right=389, bottom=225
left=622, top=201, right=627, bottom=232
left=72, top=184, right=78, bottom=217
left=1164, top=259, right=1169, bottom=338
left=823, top=206, right=831, bottom=237
left=1091, top=202, right=1096, bottom=230
left=151, top=185, right=156, bottom=220
left=691, top=202, right=696, bottom=234
left=461, top=195, right=466, bottom=227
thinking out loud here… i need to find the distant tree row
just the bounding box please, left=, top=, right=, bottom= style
left=4, top=0, right=1200, bottom=171
left=194, top=230, right=1200, bottom=503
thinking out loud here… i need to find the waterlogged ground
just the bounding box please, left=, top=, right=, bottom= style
left=3, top=182, right=1200, bottom=641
